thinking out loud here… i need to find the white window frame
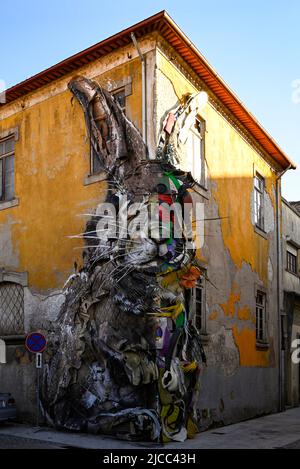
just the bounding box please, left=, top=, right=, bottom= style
left=187, top=118, right=206, bottom=188
left=0, top=135, right=15, bottom=202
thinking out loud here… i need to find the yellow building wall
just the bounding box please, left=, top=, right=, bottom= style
left=0, top=43, right=279, bottom=369
left=0, top=58, right=143, bottom=291
left=157, top=49, right=278, bottom=367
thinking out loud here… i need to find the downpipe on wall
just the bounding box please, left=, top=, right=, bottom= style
left=131, top=32, right=147, bottom=145
left=276, top=164, right=292, bottom=411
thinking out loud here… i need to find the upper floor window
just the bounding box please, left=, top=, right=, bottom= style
left=192, top=275, right=206, bottom=332
left=254, top=173, right=265, bottom=230
left=0, top=137, right=15, bottom=202
left=287, top=248, right=298, bottom=275
left=90, top=87, right=126, bottom=175
left=112, top=88, right=126, bottom=113
left=0, top=282, right=24, bottom=336
left=187, top=118, right=206, bottom=188
left=256, top=291, right=267, bottom=343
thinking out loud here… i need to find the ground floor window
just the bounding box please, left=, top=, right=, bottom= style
left=256, top=291, right=267, bottom=343
left=192, top=275, right=206, bottom=332
left=0, top=282, right=24, bottom=336
left=287, top=250, right=297, bottom=275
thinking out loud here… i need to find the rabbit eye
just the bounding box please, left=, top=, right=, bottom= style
left=156, top=183, right=167, bottom=194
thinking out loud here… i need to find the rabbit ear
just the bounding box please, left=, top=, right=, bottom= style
left=68, top=76, right=148, bottom=180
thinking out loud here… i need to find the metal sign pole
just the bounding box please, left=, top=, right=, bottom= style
left=36, top=365, right=39, bottom=428
left=25, top=333, right=47, bottom=431
left=36, top=352, right=42, bottom=429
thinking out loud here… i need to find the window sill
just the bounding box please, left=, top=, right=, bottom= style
left=84, top=172, right=107, bottom=186
left=0, top=335, right=25, bottom=345
left=256, top=341, right=269, bottom=350
left=193, top=182, right=210, bottom=200
left=0, top=198, right=19, bottom=211
left=286, top=238, right=300, bottom=250
left=254, top=225, right=268, bottom=240
left=200, top=332, right=210, bottom=344
left=285, top=269, right=299, bottom=279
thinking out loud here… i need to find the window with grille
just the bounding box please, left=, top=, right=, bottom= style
left=0, top=282, right=24, bottom=336
left=0, top=136, right=15, bottom=202
left=193, top=276, right=205, bottom=332
left=90, top=88, right=126, bottom=175
left=254, top=173, right=265, bottom=230
left=287, top=250, right=297, bottom=275
left=256, top=291, right=267, bottom=343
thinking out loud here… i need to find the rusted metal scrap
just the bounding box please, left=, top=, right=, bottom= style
left=41, top=76, right=206, bottom=442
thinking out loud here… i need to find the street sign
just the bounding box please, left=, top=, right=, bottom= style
left=25, top=333, right=47, bottom=428
left=25, top=332, right=47, bottom=353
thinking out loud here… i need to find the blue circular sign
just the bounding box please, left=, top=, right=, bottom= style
left=25, top=332, right=47, bottom=353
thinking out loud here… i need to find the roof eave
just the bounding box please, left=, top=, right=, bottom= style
left=0, top=10, right=296, bottom=171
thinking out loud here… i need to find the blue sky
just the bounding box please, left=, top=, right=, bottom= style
left=1, top=0, right=299, bottom=200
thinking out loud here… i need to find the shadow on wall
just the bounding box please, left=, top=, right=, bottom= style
left=0, top=76, right=280, bottom=440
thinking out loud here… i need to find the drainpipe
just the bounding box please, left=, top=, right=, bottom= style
left=276, top=164, right=292, bottom=411
left=131, top=32, right=147, bottom=144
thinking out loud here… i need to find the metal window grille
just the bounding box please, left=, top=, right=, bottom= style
left=256, top=291, right=266, bottom=342
left=254, top=173, right=264, bottom=230
left=0, top=282, right=24, bottom=336
left=0, top=136, right=15, bottom=202
left=287, top=251, right=297, bottom=274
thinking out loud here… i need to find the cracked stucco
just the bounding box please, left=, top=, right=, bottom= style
left=0, top=216, right=19, bottom=268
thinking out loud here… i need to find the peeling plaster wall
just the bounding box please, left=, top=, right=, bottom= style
left=0, top=347, right=36, bottom=421
left=0, top=33, right=281, bottom=427
left=0, top=289, right=65, bottom=421
left=0, top=41, right=156, bottom=291
left=156, top=46, right=279, bottom=427
left=24, top=289, right=65, bottom=331
left=0, top=40, right=156, bottom=421
left=0, top=215, right=20, bottom=268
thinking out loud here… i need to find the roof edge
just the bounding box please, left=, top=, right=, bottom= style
left=0, top=10, right=296, bottom=171
left=161, top=12, right=296, bottom=170
left=282, top=197, right=300, bottom=217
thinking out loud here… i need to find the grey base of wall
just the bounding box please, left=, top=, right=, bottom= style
left=198, top=367, right=279, bottom=430
left=1, top=354, right=279, bottom=429
left=0, top=345, right=36, bottom=422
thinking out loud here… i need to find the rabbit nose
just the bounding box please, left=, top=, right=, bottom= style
left=158, top=244, right=168, bottom=257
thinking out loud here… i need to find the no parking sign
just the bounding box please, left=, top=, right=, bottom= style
left=25, top=331, right=47, bottom=427
left=25, top=332, right=47, bottom=354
